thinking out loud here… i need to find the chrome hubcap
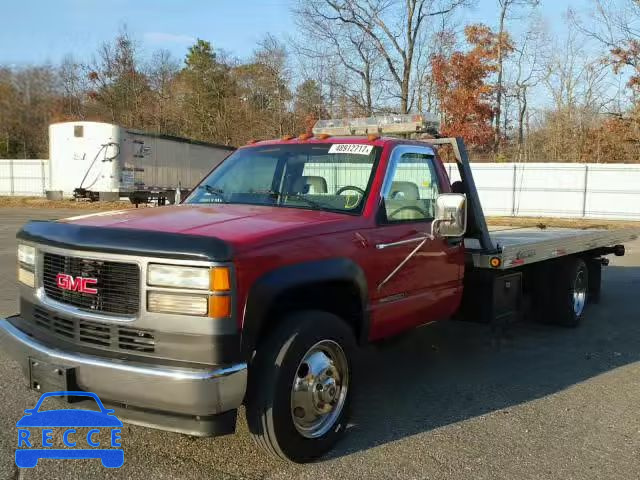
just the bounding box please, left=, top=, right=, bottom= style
left=290, top=340, right=348, bottom=439
left=573, top=267, right=588, bottom=316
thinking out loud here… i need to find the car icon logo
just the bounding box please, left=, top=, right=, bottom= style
left=15, top=391, right=123, bottom=468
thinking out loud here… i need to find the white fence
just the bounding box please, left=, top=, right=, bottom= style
left=0, top=160, right=49, bottom=196
left=446, top=163, right=640, bottom=220
left=1, top=159, right=639, bottom=220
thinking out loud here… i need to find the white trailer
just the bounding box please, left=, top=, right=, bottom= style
left=48, top=121, right=234, bottom=203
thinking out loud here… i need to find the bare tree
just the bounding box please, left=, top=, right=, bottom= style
left=506, top=19, right=549, bottom=157
left=59, top=55, right=88, bottom=120
left=493, top=0, right=539, bottom=152
left=294, top=0, right=469, bottom=113
left=293, top=5, right=383, bottom=115
left=533, top=24, right=614, bottom=161
left=572, top=0, right=640, bottom=96
left=146, top=50, right=180, bottom=133
left=85, top=28, right=150, bottom=128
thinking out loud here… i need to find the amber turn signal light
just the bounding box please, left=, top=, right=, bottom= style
left=209, top=295, right=231, bottom=318
left=211, top=267, right=231, bottom=291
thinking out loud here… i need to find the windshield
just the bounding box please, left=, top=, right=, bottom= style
left=186, top=144, right=381, bottom=214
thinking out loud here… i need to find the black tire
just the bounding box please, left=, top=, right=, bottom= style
left=529, top=263, right=555, bottom=324
left=246, top=311, right=356, bottom=463
left=551, top=258, right=589, bottom=327
left=587, top=258, right=602, bottom=304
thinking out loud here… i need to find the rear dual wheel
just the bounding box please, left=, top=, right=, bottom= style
left=547, top=258, right=589, bottom=327
left=246, top=311, right=355, bottom=463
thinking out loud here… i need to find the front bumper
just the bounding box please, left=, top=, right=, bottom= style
left=0, top=316, right=247, bottom=436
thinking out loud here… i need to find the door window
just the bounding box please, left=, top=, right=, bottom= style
left=382, top=152, right=441, bottom=222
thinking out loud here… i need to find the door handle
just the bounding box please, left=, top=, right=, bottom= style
left=376, top=235, right=432, bottom=250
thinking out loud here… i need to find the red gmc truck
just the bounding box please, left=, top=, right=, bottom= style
left=2, top=116, right=638, bottom=463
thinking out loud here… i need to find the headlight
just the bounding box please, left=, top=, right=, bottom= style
left=18, top=244, right=36, bottom=287
left=147, top=264, right=210, bottom=290
left=18, top=268, right=35, bottom=288
left=146, top=264, right=232, bottom=317
left=18, top=244, right=36, bottom=269
left=147, top=292, right=209, bottom=316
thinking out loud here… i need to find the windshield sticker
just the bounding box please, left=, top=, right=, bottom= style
left=328, top=144, right=373, bottom=155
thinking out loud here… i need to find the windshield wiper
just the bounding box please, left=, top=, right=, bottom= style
left=265, top=189, right=325, bottom=210
left=198, top=185, right=227, bottom=203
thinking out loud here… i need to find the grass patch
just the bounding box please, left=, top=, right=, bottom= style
left=486, top=216, right=640, bottom=230
left=0, top=196, right=136, bottom=210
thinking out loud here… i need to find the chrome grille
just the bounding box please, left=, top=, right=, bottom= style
left=32, top=306, right=155, bottom=353
left=42, top=252, right=140, bottom=316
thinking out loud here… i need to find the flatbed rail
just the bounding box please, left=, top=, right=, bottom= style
left=467, top=227, right=640, bottom=270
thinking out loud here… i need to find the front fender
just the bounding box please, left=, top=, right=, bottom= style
left=240, top=258, right=369, bottom=359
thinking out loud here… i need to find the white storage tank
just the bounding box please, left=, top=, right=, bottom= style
left=48, top=121, right=235, bottom=202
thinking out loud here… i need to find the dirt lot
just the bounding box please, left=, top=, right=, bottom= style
left=0, top=208, right=639, bottom=479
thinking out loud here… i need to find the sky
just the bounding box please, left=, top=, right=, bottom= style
left=0, top=0, right=592, bottom=67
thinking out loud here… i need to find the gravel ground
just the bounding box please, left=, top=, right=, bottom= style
left=0, top=208, right=639, bottom=480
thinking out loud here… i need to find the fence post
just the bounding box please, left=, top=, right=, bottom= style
left=9, top=159, right=14, bottom=195
left=582, top=165, right=589, bottom=217
left=511, top=163, right=517, bottom=216
left=41, top=160, right=46, bottom=196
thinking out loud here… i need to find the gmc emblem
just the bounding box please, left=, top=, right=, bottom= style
left=56, top=273, right=98, bottom=294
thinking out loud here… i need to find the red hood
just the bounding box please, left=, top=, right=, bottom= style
left=60, top=204, right=359, bottom=251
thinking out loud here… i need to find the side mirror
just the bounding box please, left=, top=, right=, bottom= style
left=431, top=193, right=467, bottom=238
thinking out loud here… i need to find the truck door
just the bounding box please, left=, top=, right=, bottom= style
left=365, top=145, right=464, bottom=340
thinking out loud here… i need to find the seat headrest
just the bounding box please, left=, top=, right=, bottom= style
left=390, top=181, right=420, bottom=200
left=292, top=176, right=328, bottom=194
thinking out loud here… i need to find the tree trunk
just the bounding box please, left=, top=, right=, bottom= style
left=494, top=3, right=508, bottom=154
left=365, top=67, right=373, bottom=115
left=518, top=86, right=527, bottom=148
left=401, top=65, right=411, bottom=114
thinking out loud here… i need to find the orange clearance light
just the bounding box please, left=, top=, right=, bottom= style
left=209, top=295, right=231, bottom=318
left=367, top=133, right=380, bottom=141
left=316, top=133, right=331, bottom=140
left=298, top=133, right=313, bottom=141
left=211, top=267, right=231, bottom=291
left=246, top=139, right=258, bottom=145
left=282, top=134, right=294, bottom=141
left=490, top=257, right=502, bottom=268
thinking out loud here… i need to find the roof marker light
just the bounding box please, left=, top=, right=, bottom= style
left=312, top=113, right=440, bottom=136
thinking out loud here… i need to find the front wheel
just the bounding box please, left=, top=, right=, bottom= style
left=246, top=311, right=356, bottom=463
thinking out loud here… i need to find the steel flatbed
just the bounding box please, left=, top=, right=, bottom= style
left=466, top=227, right=640, bottom=270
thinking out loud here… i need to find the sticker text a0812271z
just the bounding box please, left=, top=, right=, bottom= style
left=328, top=144, right=374, bottom=155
